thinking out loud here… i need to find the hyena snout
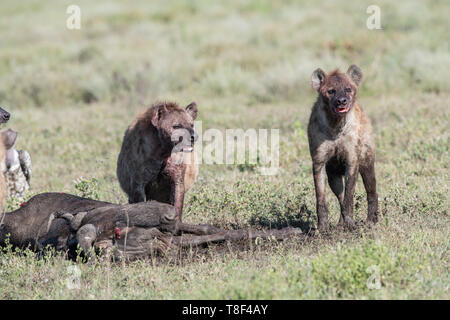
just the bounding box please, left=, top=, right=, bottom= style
left=171, top=128, right=197, bottom=152
left=0, top=107, right=10, bottom=123
left=332, top=94, right=352, bottom=114
left=336, top=96, right=348, bottom=105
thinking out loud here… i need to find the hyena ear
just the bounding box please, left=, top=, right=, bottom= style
left=346, top=64, right=363, bottom=86
left=185, top=102, right=198, bottom=120
left=311, top=68, right=326, bottom=91
left=1, top=129, right=18, bottom=149
left=151, top=105, right=168, bottom=127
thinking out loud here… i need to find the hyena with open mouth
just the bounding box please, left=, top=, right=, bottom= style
left=307, top=65, right=378, bottom=231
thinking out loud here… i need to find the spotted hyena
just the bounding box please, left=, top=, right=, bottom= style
left=117, top=101, right=198, bottom=221
left=307, top=65, right=378, bottom=231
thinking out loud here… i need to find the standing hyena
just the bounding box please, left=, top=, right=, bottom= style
left=307, top=65, right=378, bottom=231
left=117, top=101, right=198, bottom=221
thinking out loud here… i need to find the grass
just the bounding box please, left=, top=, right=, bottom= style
left=0, top=0, right=449, bottom=299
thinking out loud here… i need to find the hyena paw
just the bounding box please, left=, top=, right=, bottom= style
left=366, top=214, right=378, bottom=225
left=343, top=218, right=357, bottom=231
left=317, top=221, right=329, bottom=232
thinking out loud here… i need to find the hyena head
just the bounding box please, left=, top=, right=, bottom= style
left=150, top=101, right=198, bottom=153
left=311, top=65, right=363, bottom=115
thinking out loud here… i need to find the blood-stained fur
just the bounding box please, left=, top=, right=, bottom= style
left=307, top=65, right=378, bottom=231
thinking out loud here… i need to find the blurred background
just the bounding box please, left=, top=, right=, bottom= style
left=0, top=0, right=448, bottom=298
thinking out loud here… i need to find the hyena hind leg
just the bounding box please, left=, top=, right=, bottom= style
left=360, top=162, right=378, bottom=224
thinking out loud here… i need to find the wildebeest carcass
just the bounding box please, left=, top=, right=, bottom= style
left=0, top=193, right=302, bottom=261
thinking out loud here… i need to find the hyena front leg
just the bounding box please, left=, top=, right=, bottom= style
left=360, top=160, right=378, bottom=224
left=342, top=164, right=359, bottom=230
left=313, top=163, right=329, bottom=231
left=171, top=176, right=185, bottom=222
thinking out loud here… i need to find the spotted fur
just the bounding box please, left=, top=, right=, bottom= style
left=307, top=65, right=378, bottom=231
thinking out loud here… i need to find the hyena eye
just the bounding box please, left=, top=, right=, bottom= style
left=173, top=125, right=182, bottom=129
left=327, top=89, right=336, bottom=95
left=345, top=88, right=352, bottom=93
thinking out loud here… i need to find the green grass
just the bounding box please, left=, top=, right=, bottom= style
left=0, top=0, right=449, bottom=299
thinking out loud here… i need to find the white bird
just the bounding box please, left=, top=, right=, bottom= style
left=1, top=129, right=31, bottom=200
